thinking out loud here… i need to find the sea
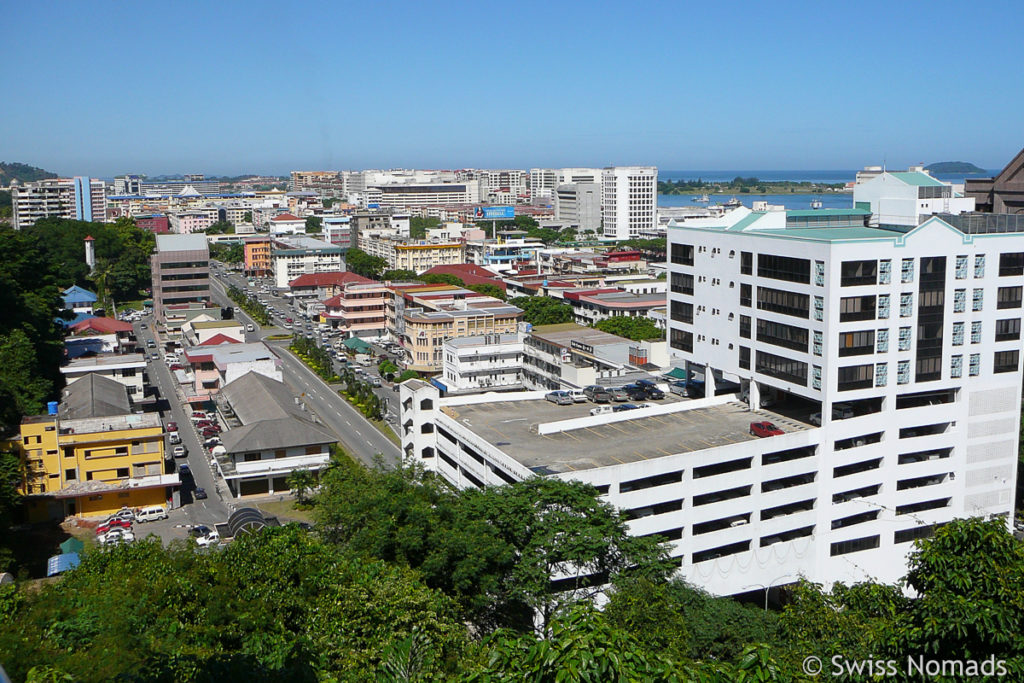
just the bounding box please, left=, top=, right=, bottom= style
left=657, top=169, right=1000, bottom=211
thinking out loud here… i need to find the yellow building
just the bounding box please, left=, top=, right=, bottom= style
left=19, top=375, right=178, bottom=521
left=394, top=242, right=465, bottom=274
left=403, top=301, right=522, bottom=373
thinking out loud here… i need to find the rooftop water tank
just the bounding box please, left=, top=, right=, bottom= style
left=47, top=401, right=59, bottom=416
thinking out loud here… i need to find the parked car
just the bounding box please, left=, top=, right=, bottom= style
left=195, top=420, right=215, bottom=428
left=622, top=384, right=648, bottom=401
left=136, top=505, right=168, bottom=523
left=194, top=487, right=208, bottom=500
left=612, top=403, right=639, bottom=413
left=589, top=405, right=614, bottom=416
left=545, top=390, right=574, bottom=406
left=172, top=445, right=187, bottom=458
left=370, top=377, right=382, bottom=387
left=750, top=421, right=784, bottom=437
left=190, top=411, right=207, bottom=419
left=583, top=385, right=612, bottom=403
left=95, top=518, right=132, bottom=535
left=109, top=507, right=135, bottom=523
left=178, top=463, right=191, bottom=477
left=169, top=364, right=186, bottom=371
left=189, top=525, right=214, bottom=539
left=168, top=431, right=181, bottom=445
left=196, top=529, right=220, bottom=547
left=606, top=386, right=630, bottom=402
left=567, top=389, right=588, bottom=403
left=99, top=528, right=135, bottom=545
left=204, top=437, right=222, bottom=448
left=201, top=427, right=221, bottom=438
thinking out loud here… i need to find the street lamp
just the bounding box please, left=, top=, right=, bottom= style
left=743, top=573, right=796, bottom=611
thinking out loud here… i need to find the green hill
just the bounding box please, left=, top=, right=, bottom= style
left=925, top=161, right=987, bottom=174
left=0, top=161, right=58, bottom=184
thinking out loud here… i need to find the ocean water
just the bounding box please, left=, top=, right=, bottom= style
left=659, top=169, right=1000, bottom=185
left=659, top=193, right=852, bottom=210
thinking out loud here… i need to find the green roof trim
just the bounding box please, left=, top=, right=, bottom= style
left=785, top=208, right=870, bottom=218
left=664, top=367, right=688, bottom=380
left=342, top=337, right=372, bottom=351
left=726, top=212, right=767, bottom=231
left=750, top=226, right=904, bottom=241
left=889, top=171, right=945, bottom=187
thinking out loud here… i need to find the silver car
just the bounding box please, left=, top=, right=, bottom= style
left=545, top=390, right=574, bottom=406
left=606, top=386, right=630, bottom=402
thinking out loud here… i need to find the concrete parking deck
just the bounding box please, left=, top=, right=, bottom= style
left=449, top=399, right=812, bottom=474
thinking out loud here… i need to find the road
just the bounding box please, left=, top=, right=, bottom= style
left=207, top=266, right=401, bottom=467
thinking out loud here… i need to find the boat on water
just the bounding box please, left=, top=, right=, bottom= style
left=724, top=197, right=741, bottom=208
left=810, top=198, right=823, bottom=209
left=692, top=193, right=710, bottom=203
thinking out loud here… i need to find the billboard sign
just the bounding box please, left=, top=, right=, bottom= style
left=473, top=205, right=515, bottom=220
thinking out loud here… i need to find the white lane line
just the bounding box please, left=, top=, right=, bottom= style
left=366, top=440, right=373, bottom=446
left=354, top=429, right=361, bottom=436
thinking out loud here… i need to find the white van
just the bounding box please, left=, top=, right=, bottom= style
left=136, top=505, right=168, bottom=523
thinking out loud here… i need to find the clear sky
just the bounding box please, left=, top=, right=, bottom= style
left=1, top=0, right=1021, bottom=176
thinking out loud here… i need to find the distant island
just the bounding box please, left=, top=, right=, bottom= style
left=925, top=161, right=988, bottom=174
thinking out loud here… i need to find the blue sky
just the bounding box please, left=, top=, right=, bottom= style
left=1, top=0, right=1021, bottom=176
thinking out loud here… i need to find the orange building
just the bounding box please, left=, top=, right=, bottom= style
left=244, top=237, right=272, bottom=276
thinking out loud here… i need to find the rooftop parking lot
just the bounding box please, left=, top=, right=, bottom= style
left=449, top=398, right=812, bottom=474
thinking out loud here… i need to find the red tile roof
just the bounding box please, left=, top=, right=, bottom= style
left=69, top=317, right=133, bottom=334
left=422, top=264, right=507, bottom=291
left=271, top=213, right=301, bottom=221
left=289, top=272, right=373, bottom=288
left=199, top=333, right=242, bottom=346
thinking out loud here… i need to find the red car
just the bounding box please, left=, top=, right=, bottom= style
left=95, top=518, right=132, bottom=535
left=201, top=427, right=221, bottom=437
left=195, top=420, right=215, bottom=428
left=166, top=421, right=178, bottom=432
left=169, top=364, right=186, bottom=371
left=750, top=421, right=784, bottom=438
left=190, top=411, right=206, bottom=419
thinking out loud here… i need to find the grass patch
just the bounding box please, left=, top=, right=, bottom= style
left=265, top=333, right=292, bottom=340
left=370, top=417, right=400, bottom=445
left=257, top=499, right=316, bottom=524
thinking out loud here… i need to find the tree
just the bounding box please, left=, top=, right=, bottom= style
left=465, top=283, right=505, bottom=300
left=305, top=216, right=323, bottom=234
left=0, top=328, right=55, bottom=435
left=594, top=316, right=663, bottom=341
left=382, top=269, right=416, bottom=281
left=508, top=296, right=573, bottom=326
left=419, top=273, right=464, bottom=287
left=344, top=248, right=387, bottom=280
left=396, top=370, right=421, bottom=383
left=287, top=468, right=316, bottom=506
left=206, top=220, right=235, bottom=235
left=409, top=216, right=439, bottom=239
left=243, top=211, right=253, bottom=223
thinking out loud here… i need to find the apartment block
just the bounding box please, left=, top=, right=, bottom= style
left=441, top=333, right=524, bottom=392
left=401, top=301, right=522, bottom=373
left=555, top=182, right=602, bottom=232
left=12, top=177, right=106, bottom=228
left=358, top=232, right=465, bottom=274
left=243, top=237, right=272, bottom=276
left=322, top=281, right=390, bottom=339
left=271, top=236, right=344, bottom=288
left=601, top=166, right=657, bottom=240
left=151, top=234, right=211, bottom=326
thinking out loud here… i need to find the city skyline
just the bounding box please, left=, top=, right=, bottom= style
left=2, top=1, right=1022, bottom=176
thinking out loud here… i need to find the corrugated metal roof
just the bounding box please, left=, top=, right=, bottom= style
left=61, top=374, right=131, bottom=419
left=888, top=171, right=945, bottom=187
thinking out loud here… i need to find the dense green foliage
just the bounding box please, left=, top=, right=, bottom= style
left=619, top=236, right=666, bottom=256
left=381, top=269, right=417, bottom=281
left=344, top=247, right=387, bottom=280
left=0, top=161, right=57, bottom=184
left=658, top=177, right=845, bottom=195
left=205, top=221, right=234, bottom=235
left=0, top=189, right=11, bottom=223
left=419, top=273, right=464, bottom=287
left=289, top=335, right=337, bottom=382
left=338, top=366, right=384, bottom=420
left=926, top=161, right=987, bottom=174
left=209, top=241, right=244, bottom=265
left=594, top=316, right=663, bottom=341
left=509, top=296, right=573, bottom=326
left=304, top=216, right=322, bottom=234
left=410, top=216, right=439, bottom=239
left=226, top=285, right=270, bottom=325
left=475, top=215, right=578, bottom=243
left=395, top=369, right=421, bottom=383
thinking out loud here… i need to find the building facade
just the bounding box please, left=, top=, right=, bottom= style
left=853, top=168, right=975, bottom=227
left=601, top=166, right=657, bottom=240
left=151, top=234, right=211, bottom=325
left=271, top=237, right=345, bottom=288
left=321, top=282, right=390, bottom=339
left=554, top=182, right=602, bottom=232
left=441, top=333, right=524, bottom=392
left=12, top=177, right=106, bottom=229
left=244, top=237, right=272, bottom=276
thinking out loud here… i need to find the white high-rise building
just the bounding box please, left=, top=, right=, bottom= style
left=530, top=168, right=558, bottom=200
left=12, top=177, right=107, bottom=229
left=601, top=166, right=657, bottom=240
left=400, top=207, right=1023, bottom=597
left=554, top=182, right=601, bottom=232
left=853, top=166, right=975, bottom=227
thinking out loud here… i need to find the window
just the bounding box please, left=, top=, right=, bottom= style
left=898, top=359, right=910, bottom=384
left=901, top=258, right=914, bottom=283
left=877, top=294, right=890, bottom=319
left=757, top=319, right=809, bottom=352
left=997, top=286, right=1022, bottom=309
left=670, top=300, right=693, bottom=324
left=670, top=328, right=693, bottom=353
left=998, top=252, right=1024, bottom=276
left=65, top=469, right=76, bottom=481
left=994, top=350, right=1019, bottom=374
left=739, top=315, right=751, bottom=338
left=831, top=535, right=880, bottom=556
left=879, top=259, right=891, bottom=284
left=971, top=321, right=982, bottom=343
left=755, top=350, right=808, bottom=386
left=973, top=288, right=984, bottom=311
left=740, top=283, right=751, bottom=307
left=838, top=330, right=875, bottom=357
left=813, top=330, right=823, bottom=356
left=670, top=272, right=694, bottom=295
left=952, top=322, right=964, bottom=346
left=953, top=289, right=966, bottom=313
left=900, top=293, right=914, bottom=317
left=950, top=355, right=963, bottom=378
left=758, top=254, right=810, bottom=284
left=740, top=251, right=752, bottom=275
left=116, top=468, right=129, bottom=479
left=739, top=346, right=750, bottom=369
left=969, top=353, right=980, bottom=376
left=875, top=362, right=888, bottom=387
left=757, top=287, right=810, bottom=318
left=838, top=364, right=873, bottom=391
left=813, top=295, right=824, bottom=321
left=841, top=260, right=877, bottom=286
left=955, top=255, right=968, bottom=279
left=876, top=329, right=889, bottom=353
left=839, top=295, right=875, bottom=322
left=975, top=254, right=986, bottom=278
left=671, top=243, right=694, bottom=266
left=995, top=318, right=1021, bottom=342
left=814, top=260, right=825, bottom=286
left=812, top=364, right=822, bottom=389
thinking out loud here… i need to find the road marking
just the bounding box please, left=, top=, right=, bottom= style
left=354, top=429, right=361, bottom=435
left=366, top=440, right=373, bottom=446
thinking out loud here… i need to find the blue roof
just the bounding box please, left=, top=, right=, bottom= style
left=58, top=312, right=96, bottom=328
left=46, top=552, right=81, bottom=577
left=63, top=285, right=98, bottom=303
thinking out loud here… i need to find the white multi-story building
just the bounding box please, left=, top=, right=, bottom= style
left=441, top=333, right=524, bottom=392
left=529, top=168, right=558, bottom=200
left=601, top=166, right=657, bottom=240
left=401, top=208, right=1023, bottom=597
left=270, top=236, right=345, bottom=288
left=477, top=170, right=529, bottom=204
left=853, top=167, right=975, bottom=228
left=12, top=177, right=106, bottom=229
left=364, top=182, right=481, bottom=210
left=554, top=182, right=601, bottom=232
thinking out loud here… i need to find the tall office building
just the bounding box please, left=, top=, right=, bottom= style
left=12, top=177, right=107, bottom=228
left=151, top=234, right=211, bottom=324
left=601, top=166, right=657, bottom=240
left=554, top=182, right=601, bottom=232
